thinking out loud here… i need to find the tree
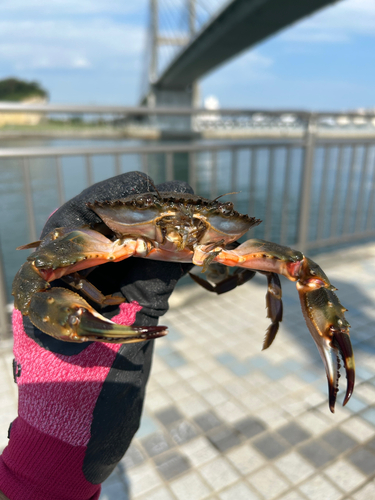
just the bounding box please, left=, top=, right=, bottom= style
left=0, top=78, right=48, bottom=101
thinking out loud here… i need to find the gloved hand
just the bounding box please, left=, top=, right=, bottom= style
left=0, top=172, right=194, bottom=500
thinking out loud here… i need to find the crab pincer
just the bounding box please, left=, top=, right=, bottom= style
left=298, top=286, right=354, bottom=412
left=27, top=288, right=167, bottom=343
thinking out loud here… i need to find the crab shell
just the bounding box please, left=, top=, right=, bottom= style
left=88, top=192, right=262, bottom=251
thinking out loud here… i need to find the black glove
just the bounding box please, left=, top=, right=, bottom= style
left=0, top=172, right=194, bottom=500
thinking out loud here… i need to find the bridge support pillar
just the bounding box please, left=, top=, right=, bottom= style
left=146, top=83, right=200, bottom=136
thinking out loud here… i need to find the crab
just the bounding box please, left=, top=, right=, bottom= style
left=12, top=187, right=354, bottom=412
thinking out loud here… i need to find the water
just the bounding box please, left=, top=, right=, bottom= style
left=1, top=137, right=374, bottom=300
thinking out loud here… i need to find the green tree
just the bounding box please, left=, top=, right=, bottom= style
left=0, top=78, right=48, bottom=101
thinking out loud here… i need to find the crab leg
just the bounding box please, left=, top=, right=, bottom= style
left=27, top=228, right=150, bottom=278
left=62, top=273, right=126, bottom=306
left=257, top=271, right=283, bottom=350
left=190, top=264, right=282, bottom=349
left=13, top=229, right=166, bottom=343
left=199, top=238, right=354, bottom=411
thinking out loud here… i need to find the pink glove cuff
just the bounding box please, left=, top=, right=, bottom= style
left=0, top=301, right=142, bottom=500
left=0, top=417, right=100, bottom=500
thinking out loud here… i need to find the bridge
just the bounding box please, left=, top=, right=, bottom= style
left=143, top=0, right=341, bottom=107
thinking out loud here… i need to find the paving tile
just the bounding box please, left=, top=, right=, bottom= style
left=216, top=352, right=238, bottom=368
left=247, top=356, right=270, bottom=370
left=345, top=395, right=368, bottom=413
left=234, top=416, right=267, bottom=439
left=252, top=432, right=289, bottom=459
left=167, top=383, right=195, bottom=402
left=200, top=457, right=239, bottom=491
left=127, top=463, right=162, bottom=497
left=99, top=480, right=129, bottom=500
left=354, top=383, right=375, bottom=404
left=248, top=466, right=289, bottom=500
left=169, top=420, right=198, bottom=445
left=189, top=374, right=215, bottom=392
left=324, top=459, right=366, bottom=493
left=265, top=365, right=288, bottom=381
left=365, top=435, right=375, bottom=451
left=361, top=407, right=375, bottom=426
left=178, top=395, right=210, bottom=418
left=352, top=480, right=375, bottom=500
left=194, top=411, right=222, bottom=432
left=207, top=425, right=243, bottom=452
left=298, top=439, right=335, bottom=467
left=277, top=422, right=311, bottom=446
left=322, top=428, right=358, bottom=454
left=154, top=451, right=191, bottom=481
left=219, top=481, right=261, bottom=500
left=356, top=366, right=374, bottom=381
left=299, top=474, right=342, bottom=500
left=141, top=431, right=173, bottom=458
left=176, top=364, right=201, bottom=380
left=347, top=447, right=375, bottom=475
left=146, top=391, right=173, bottom=413
left=179, top=436, right=219, bottom=467
left=227, top=443, right=266, bottom=475
left=202, top=388, right=229, bottom=406
left=274, top=451, right=314, bottom=484
left=214, top=400, right=247, bottom=424
left=277, top=492, right=306, bottom=500
left=256, top=406, right=290, bottom=430
left=223, top=379, right=250, bottom=398
left=163, top=351, right=188, bottom=368
left=136, top=413, right=159, bottom=439
left=137, top=486, right=176, bottom=500
left=121, top=443, right=145, bottom=470
left=170, top=471, right=210, bottom=500
left=156, top=407, right=183, bottom=426
left=340, top=416, right=375, bottom=443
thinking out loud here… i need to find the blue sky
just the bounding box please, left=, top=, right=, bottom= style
left=0, top=0, right=374, bottom=111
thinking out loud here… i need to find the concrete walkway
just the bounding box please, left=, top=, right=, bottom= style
left=2, top=242, right=375, bottom=500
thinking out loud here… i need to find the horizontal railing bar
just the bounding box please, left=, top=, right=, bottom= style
left=0, top=141, right=304, bottom=159
left=305, top=229, right=375, bottom=250
left=0, top=104, right=310, bottom=116
left=315, top=139, right=375, bottom=146
left=0, top=103, right=375, bottom=119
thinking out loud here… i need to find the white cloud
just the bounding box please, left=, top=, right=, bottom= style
left=0, top=19, right=145, bottom=71
left=205, top=50, right=274, bottom=86
left=280, top=0, right=375, bottom=43
left=0, top=0, right=147, bottom=16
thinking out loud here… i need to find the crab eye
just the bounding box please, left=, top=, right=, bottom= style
left=219, top=202, right=234, bottom=215
left=135, top=194, right=155, bottom=208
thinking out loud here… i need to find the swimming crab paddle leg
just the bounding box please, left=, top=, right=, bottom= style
left=210, top=238, right=354, bottom=412
left=257, top=271, right=283, bottom=350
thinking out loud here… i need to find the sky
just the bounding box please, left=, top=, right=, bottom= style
left=0, top=0, right=374, bottom=111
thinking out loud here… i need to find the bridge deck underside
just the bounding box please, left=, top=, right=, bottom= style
left=156, top=0, right=337, bottom=90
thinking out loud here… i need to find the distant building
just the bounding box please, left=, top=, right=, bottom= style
left=0, top=96, right=47, bottom=127
left=0, top=78, right=48, bottom=127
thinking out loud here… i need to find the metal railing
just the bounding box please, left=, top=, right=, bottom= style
left=1, top=103, right=375, bottom=133
left=1, top=107, right=375, bottom=339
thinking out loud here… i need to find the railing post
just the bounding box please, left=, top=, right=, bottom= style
left=0, top=242, right=9, bottom=340
left=297, top=114, right=317, bottom=252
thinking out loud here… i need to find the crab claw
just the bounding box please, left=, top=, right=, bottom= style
left=27, top=287, right=167, bottom=343
left=298, top=286, right=355, bottom=413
